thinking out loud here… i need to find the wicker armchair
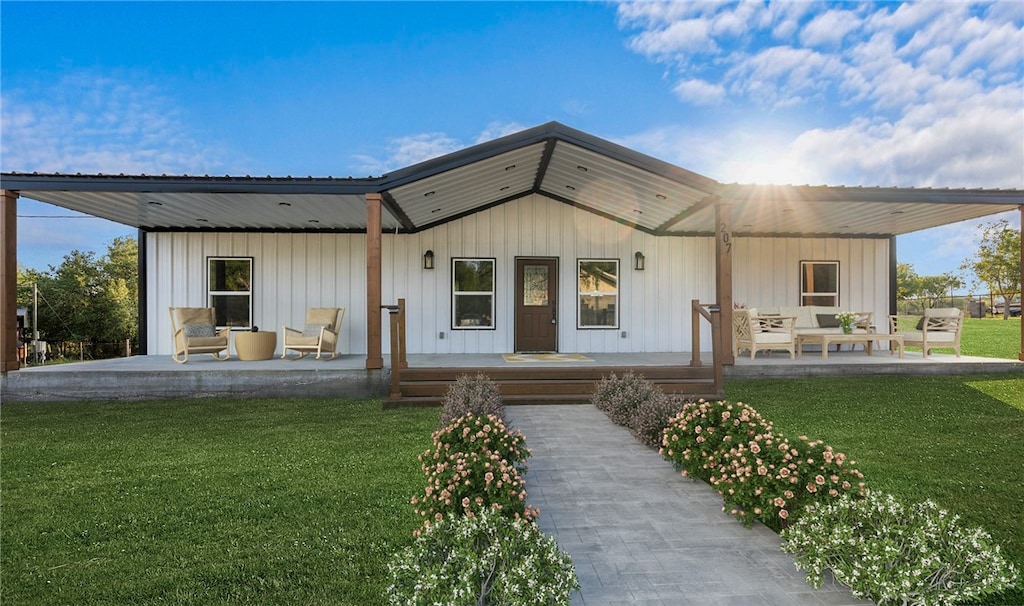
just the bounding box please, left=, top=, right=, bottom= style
left=168, top=307, right=231, bottom=364
left=889, top=307, right=963, bottom=357
left=281, top=307, right=345, bottom=360
left=733, top=308, right=796, bottom=359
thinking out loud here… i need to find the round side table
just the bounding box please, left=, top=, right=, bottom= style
left=235, top=330, right=277, bottom=361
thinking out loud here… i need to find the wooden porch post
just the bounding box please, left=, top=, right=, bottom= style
left=716, top=199, right=735, bottom=365
left=1019, top=205, right=1023, bottom=362
left=1, top=190, right=19, bottom=371
left=365, top=193, right=384, bottom=370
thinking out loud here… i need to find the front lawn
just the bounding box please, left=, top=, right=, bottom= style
left=1, top=398, right=437, bottom=605
left=961, top=317, right=1022, bottom=359
left=727, top=374, right=1024, bottom=605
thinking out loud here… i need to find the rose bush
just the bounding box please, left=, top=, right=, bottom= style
left=412, top=414, right=537, bottom=535
left=660, top=399, right=773, bottom=482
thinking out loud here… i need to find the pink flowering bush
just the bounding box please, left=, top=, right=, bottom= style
left=660, top=399, right=773, bottom=482
left=633, top=393, right=688, bottom=448
left=412, top=414, right=537, bottom=535
left=591, top=371, right=662, bottom=429
left=438, top=373, right=504, bottom=427
left=713, top=432, right=866, bottom=530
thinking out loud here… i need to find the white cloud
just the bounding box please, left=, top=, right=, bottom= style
left=800, top=9, right=863, bottom=48
left=1, top=70, right=228, bottom=175
left=615, top=0, right=1023, bottom=190
left=672, top=78, right=726, bottom=105
left=475, top=121, right=528, bottom=144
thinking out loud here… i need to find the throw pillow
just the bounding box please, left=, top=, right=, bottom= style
left=183, top=323, right=216, bottom=338
left=303, top=322, right=330, bottom=337
left=816, top=314, right=841, bottom=328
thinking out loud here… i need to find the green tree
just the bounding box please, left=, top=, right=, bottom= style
left=16, top=237, right=139, bottom=358
left=896, top=262, right=921, bottom=301
left=962, top=219, right=1021, bottom=319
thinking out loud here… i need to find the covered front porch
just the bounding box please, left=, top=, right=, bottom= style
left=3, top=349, right=1019, bottom=404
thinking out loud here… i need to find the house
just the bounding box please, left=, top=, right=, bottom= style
left=2, top=122, right=1023, bottom=374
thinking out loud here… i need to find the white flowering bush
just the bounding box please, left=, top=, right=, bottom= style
left=388, top=510, right=580, bottom=606
left=781, top=491, right=1018, bottom=606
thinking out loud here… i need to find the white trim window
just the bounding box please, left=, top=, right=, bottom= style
left=208, top=257, right=253, bottom=328
left=800, top=260, right=839, bottom=306
left=578, top=259, right=618, bottom=328
left=452, top=258, right=495, bottom=330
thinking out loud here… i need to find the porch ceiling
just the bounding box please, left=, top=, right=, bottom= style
left=3, top=122, right=1021, bottom=237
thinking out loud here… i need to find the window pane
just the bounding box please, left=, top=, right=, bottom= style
left=578, top=259, right=619, bottom=328
left=210, top=259, right=251, bottom=292
left=454, top=260, right=493, bottom=292
left=211, top=294, right=250, bottom=327
left=803, top=263, right=837, bottom=294
left=802, top=295, right=837, bottom=306
left=523, top=264, right=549, bottom=306
left=580, top=295, right=617, bottom=327
left=455, top=295, right=493, bottom=326
left=578, top=261, right=617, bottom=293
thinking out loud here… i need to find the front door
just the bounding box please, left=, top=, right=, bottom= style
left=515, top=258, right=558, bottom=352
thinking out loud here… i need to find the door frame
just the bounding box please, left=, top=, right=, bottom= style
left=513, top=256, right=559, bottom=352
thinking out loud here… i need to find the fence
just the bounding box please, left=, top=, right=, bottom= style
left=897, top=292, right=1021, bottom=317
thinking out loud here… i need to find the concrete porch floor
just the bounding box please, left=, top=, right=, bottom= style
left=2, top=349, right=1020, bottom=403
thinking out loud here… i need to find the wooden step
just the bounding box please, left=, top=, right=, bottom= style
left=386, top=364, right=723, bottom=407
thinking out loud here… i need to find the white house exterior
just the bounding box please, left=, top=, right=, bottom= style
left=3, top=122, right=1022, bottom=371
left=145, top=192, right=892, bottom=357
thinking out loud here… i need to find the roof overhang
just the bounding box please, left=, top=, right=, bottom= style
left=3, top=121, right=1022, bottom=237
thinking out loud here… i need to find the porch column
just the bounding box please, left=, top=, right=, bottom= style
left=365, top=193, right=384, bottom=369
left=1019, top=205, right=1023, bottom=362
left=716, top=199, right=735, bottom=365
left=1, top=190, right=19, bottom=372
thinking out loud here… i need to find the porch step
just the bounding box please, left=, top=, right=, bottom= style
left=384, top=365, right=723, bottom=407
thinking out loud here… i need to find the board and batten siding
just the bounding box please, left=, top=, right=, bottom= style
left=731, top=236, right=891, bottom=323
left=146, top=193, right=889, bottom=356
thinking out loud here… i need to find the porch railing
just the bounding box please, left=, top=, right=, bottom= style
left=690, top=299, right=724, bottom=396
left=382, top=298, right=408, bottom=400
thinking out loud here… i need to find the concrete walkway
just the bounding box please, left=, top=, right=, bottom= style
left=505, top=405, right=869, bottom=606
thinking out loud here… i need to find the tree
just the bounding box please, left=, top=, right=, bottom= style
left=16, top=237, right=139, bottom=358
left=962, top=219, right=1021, bottom=319
left=896, top=262, right=921, bottom=301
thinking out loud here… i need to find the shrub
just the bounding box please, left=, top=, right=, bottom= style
left=660, top=399, right=772, bottom=482
left=388, top=510, right=580, bottom=606
left=781, top=491, right=1019, bottom=606
left=412, top=414, right=537, bottom=534
left=591, top=371, right=662, bottom=429
left=439, top=373, right=504, bottom=427
left=633, top=393, right=688, bottom=448
left=713, top=432, right=866, bottom=530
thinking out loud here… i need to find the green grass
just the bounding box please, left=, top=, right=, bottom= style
left=1, top=398, right=438, bottom=605
left=726, top=374, right=1024, bottom=605
left=961, top=317, right=1022, bottom=359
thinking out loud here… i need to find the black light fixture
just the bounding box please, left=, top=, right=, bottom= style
left=634, top=251, right=645, bottom=271
left=423, top=250, right=435, bottom=270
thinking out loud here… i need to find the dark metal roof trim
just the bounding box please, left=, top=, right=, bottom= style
left=531, top=138, right=558, bottom=194
left=1, top=172, right=384, bottom=195
left=655, top=194, right=719, bottom=234
left=541, top=190, right=659, bottom=236
left=381, top=191, right=415, bottom=231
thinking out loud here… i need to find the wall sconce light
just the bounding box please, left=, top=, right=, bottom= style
left=634, top=251, right=645, bottom=271
left=423, top=250, right=435, bottom=270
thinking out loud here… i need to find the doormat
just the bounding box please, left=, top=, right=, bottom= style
left=502, top=353, right=594, bottom=363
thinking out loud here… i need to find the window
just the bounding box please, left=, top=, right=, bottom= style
left=208, top=257, right=253, bottom=328
left=800, top=261, right=839, bottom=306
left=578, top=259, right=618, bottom=328
left=452, top=258, right=495, bottom=329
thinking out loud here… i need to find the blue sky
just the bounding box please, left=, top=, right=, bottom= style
left=2, top=1, right=1022, bottom=290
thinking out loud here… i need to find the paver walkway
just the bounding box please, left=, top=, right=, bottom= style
left=505, top=404, right=869, bottom=606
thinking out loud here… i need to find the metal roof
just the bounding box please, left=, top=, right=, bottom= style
left=2, top=122, right=1021, bottom=236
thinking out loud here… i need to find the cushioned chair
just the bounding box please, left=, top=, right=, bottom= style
left=733, top=308, right=796, bottom=359
left=889, top=307, right=963, bottom=357
left=281, top=307, right=345, bottom=360
left=168, top=307, right=231, bottom=364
